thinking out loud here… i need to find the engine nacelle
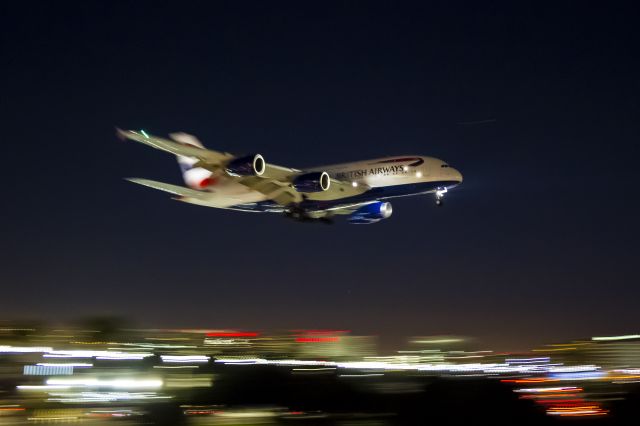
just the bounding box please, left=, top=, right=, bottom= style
left=292, top=171, right=331, bottom=192
left=347, top=201, right=393, bottom=224
left=225, top=154, right=266, bottom=176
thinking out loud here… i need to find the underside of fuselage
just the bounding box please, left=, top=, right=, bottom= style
left=229, top=156, right=461, bottom=214
left=176, top=155, right=463, bottom=218
left=227, top=179, right=461, bottom=213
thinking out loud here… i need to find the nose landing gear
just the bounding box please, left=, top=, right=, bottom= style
left=435, top=187, right=447, bottom=207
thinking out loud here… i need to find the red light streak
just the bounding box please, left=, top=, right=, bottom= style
left=206, top=332, right=259, bottom=337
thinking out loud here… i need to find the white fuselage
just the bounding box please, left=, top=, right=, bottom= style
left=182, top=155, right=463, bottom=210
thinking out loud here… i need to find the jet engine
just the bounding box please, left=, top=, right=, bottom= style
left=292, top=171, right=331, bottom=192
left=347, top=201, right=393, bottom=224
left=225, top=154, right=266, bottom=176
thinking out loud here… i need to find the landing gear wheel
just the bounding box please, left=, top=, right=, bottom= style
left=285, top=204, right=305, bottom=221
left=435, top=187, right=447, bottom=207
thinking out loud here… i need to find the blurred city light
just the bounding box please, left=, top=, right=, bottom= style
left=1, top=323, right=640, bottom=423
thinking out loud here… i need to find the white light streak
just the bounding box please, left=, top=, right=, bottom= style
left=209, top=358, right=601, bottom=375
left=514, top=386, right=579, bottom=393
left=0, top=346, right=52, bottom=353
left=47, top=391, right=169, bottom=403
left=47, top=378, right=162, bottom=389
left=592, top=334, right=640, bottom=341
left=44, top=350, right=152, bottom=360
left=161, top=355, right=210, bottom=364
left=37, top=363, right=93, bottom=367
left=18, top=385, right=71, bottom=391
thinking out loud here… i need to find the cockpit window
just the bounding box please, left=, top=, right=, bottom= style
left=440, top=164, right=450, bottom=168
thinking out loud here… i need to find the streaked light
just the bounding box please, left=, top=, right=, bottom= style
left=613, top=368, right=640, bottom=374
left=550, top=371, right=606, bottom=381
left=412, top=338, right=461, bottom=344
left=47, top=378, right=163, bottom=389
left=514, top=386, right=581, bottom=393
left=592, top=334, right=640, bottom=341
left=18, top=385, right=72, bottom=390
left=46, top=391, right=169, bottom=403
left=548, top=365, right=599, bottom=373
left=506, top=357, right=550, bottom=364
left=161, top=355, right=210, bottom=364
left=0, top=346, right=53, bottom=353
left=216, top=410, right=278, bottom=418
left=205, top=332, right=259, bottom=338
left=44, top=350, right=152, bottom=360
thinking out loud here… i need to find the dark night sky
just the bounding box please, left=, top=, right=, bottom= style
left=1, top=1, right=639, bottom=351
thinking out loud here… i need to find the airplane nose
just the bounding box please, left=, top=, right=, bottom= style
left=452, top=168, right=463, bottom=183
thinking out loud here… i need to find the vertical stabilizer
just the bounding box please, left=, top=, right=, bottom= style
left=169, top=132, right=214, bottom=189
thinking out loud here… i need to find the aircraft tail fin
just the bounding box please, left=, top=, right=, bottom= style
left=169, top=132, right=204, bottom=172
left=168, top=132, right=214, bottom=189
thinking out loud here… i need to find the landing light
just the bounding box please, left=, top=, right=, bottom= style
left=436, top=187, right=448, bottom=197
left=352, top=182, right=358, bottom=188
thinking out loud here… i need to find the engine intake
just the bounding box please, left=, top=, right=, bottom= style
left=347, top=202, right=393, bottom=224
left=225, top=154, right=265, bottom=176
left=292, top=171, right=331, bottom=193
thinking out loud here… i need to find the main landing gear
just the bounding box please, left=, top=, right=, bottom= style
left=284, top=204, right=333, bottom=224
left=435, top=187, right=447, bottom=207
left=285, top=204, right=307, bottom=220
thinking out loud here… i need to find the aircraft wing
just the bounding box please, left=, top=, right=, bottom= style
left=117, top=129, right=232, bottom=164
left=118, top=128, right=298, bottom=180
left=236, top=175, right=369, bottom=206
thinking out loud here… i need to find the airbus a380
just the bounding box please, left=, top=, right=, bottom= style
left=119, top=129, right=463, bottom=224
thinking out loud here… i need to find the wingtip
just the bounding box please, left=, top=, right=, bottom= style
left=115, top=127, right=127, bottom=141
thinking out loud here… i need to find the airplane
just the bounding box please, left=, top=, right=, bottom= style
left=118, top=129, right=463, bottom=224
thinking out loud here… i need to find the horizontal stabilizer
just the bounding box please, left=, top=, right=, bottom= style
left=125, top=178, right=208, bottom=199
